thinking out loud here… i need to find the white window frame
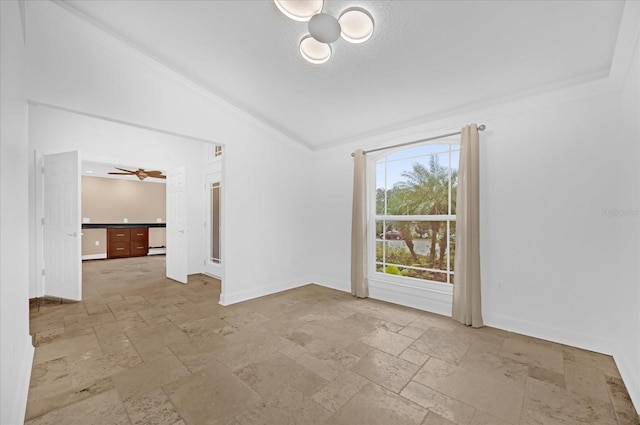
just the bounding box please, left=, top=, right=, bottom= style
left=366, top=141, right=459, bottom=315
left=206, top=144, right=223, bottom=163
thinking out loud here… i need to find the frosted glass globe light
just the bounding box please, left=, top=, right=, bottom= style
left=339, top=8, right=374, bottom=43
left=299, top=36, right=332, bottom=64
left=308, top=13, right=341, bottom=43
left=273, top=0, right=324, bottom=22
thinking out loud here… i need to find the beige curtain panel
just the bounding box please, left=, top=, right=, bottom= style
left=452, top=124, right=484, bottom=327
left=351, top=149, right=369, bottom=298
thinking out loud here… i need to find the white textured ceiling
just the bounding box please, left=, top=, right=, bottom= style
left=61, top=0, right=625, bottom=149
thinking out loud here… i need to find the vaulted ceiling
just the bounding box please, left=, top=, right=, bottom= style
left=61, top=0, right=626, bottom=149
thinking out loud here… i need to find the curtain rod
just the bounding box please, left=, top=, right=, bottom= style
left=350, top=124, right=486, bottom=157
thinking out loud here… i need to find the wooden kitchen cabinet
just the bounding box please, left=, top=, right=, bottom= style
left=107, top=227, right=148, bottom=258
left=130, top=228, right=149, bottom=257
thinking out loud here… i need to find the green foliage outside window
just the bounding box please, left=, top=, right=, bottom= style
left=376, top=149, right=457, bottom=284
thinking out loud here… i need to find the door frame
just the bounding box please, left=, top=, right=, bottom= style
left=203, top=143, right=224, bottom=282
left=204, top=168, right=223, bottom=279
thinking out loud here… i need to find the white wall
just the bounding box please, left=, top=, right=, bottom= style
left=28, top=106, right=206, bottom=297
left=309, top=42, right=640, bottom=409
left=25, top=1, right=314, bottom=304
left=1, top=1, right=35, bottom=424
left=608, top=37, right=640, bottom=409
left=477, top=88, right=637, bottom=349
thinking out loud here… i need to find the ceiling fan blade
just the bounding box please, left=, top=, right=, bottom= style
left=108, top=167, right=164, bottom=179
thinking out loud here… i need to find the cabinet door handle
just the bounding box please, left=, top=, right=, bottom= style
left=116, top=248, right=124, bottom=250
left=116, top=233, right=125, bottom=237
left=136, top=233, right=144, bottom=236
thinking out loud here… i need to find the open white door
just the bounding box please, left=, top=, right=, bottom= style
left=43, top=151, right=81, bottom=300
left=166, top=167, right=188, bottom=284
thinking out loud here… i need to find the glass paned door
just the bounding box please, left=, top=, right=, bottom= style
left=211, top=182, right=221, bottom=264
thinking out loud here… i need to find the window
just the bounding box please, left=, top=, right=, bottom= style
left=206, top=144, right=224, bottom=162
left=374, top=143, right=458, bottom=284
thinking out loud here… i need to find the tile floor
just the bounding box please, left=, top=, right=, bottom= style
left=26, top=256, right=639, bottom=425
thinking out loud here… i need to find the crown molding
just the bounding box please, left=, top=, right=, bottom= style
left=315, top=0, right=640, bottom=152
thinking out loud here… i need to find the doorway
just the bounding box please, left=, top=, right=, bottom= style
left=29, top=104, right=223, bottom=300
left=204, top=144, right=223, bottom=279
left=80, top=160, right=168, bottom=262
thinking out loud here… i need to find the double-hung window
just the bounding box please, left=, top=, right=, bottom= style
left=374, top=143, right=458, bottom=284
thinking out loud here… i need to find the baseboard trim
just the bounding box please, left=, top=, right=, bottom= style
left=17, top=336, right=34, bottom=425
left=613, top=343, right=640, bottom=413
left=483, top=313, right=615, bottom=356
left=82, top=250, right=165, bottom=260
left=2, top=334, right=34, bottom=425
left=81, top=253, right=107, bottom=261
left=219, top=277, right=311, bottom=306
left=308, top=276, right=350, bottom=293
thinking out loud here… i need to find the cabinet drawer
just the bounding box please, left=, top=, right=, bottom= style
left=109, top=241, right=130, bottom=257
left=130, top=228, right=148, bottom=241
left=130, top=242, right=148, bottom=257
left=108, top=228, right=130, bottom=242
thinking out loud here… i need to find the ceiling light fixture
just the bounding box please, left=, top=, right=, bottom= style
left=273, top=0, right=323, bottom=22
left=274, top=0, right=374, bottom=64
left=339, top=8, right=375, bottom=44
left=308, top=13, right=341, bottom=43
left=299, top=36, right=332, bottom=64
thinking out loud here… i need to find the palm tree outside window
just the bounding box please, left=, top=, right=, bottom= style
left=374, top=143, right=458, bottom=284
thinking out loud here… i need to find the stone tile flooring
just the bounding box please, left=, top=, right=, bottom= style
left=26, top=256, right=639, bottom=425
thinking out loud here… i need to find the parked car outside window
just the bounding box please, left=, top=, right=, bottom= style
left=379, top=230, right=402, bottom=240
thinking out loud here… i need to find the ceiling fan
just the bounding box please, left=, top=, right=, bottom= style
left=108, top=167, right=166, bottom=180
